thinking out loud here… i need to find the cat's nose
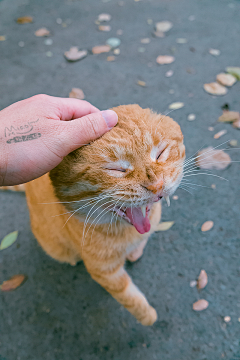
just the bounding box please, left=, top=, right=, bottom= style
left=146, top=180, right=164, bottom=194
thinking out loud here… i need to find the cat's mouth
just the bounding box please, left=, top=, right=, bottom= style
left=111, top=204, right=152, bottom=234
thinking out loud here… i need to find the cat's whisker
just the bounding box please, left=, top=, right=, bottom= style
left=183, top=173, right=228, bottom=181
left=178, top=185, right=194, bottom=195
left=180, top=181, right=211, bottom=189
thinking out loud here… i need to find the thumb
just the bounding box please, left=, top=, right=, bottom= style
left=59, top=110, right=118, bottom=154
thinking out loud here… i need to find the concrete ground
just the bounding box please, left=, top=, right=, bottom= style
left=0, top=0, right=240, bottom=359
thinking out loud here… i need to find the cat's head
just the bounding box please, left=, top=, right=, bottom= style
left=50, top=104, right=185, bottom=234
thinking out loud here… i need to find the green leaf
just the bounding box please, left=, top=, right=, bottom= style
left=155, top=221, right=174, bottom=231
left=0, top=231, right=18, bottom=250
left=226, top=67, right=240, bottom=81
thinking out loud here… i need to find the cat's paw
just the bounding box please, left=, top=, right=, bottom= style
left=139, top=306, right=157, bottom=326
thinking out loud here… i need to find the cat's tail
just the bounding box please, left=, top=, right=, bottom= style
left=0, top=184, right=25, bottom=192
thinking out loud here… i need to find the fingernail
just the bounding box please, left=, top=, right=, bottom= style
left=101, top=110, right=118, bottom=129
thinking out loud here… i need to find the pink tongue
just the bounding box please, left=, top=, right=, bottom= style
left=125, top=207, right=151, bottom=234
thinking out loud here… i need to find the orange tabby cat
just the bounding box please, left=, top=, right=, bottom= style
left=24, top=104, right=185, bottom=326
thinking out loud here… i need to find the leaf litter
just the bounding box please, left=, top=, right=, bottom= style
left=204, top=82, right=227, bottom=95
left=197, top=270, right=208, bottom=289
left=156, top=55, right=175, bottom=65
left=64, top=47, right=88, bottom=61
left=17, top=16, right=33, bottom=24
left=201, top=221, right=214, bottom=232
left=196, top=147, right=231, bottom=170
left=0, top=274, right=27, bottom=291
left=226, top=67, right=240, bottom=80
left=193, top=299, right=209, bottom=311
left=35, top=28, right=50, bottom=37
left=214, top=129, right=227, bottom=139
left=92, top=45, right=111, bottom=54
left=69, top=88, right=85, bottom=100
left=216, top=73, right=237, bottom=87
left=218, top=111, right=239, bottom=123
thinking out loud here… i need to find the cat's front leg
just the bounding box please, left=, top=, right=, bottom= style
left=84, top=260, right=157, bottom=326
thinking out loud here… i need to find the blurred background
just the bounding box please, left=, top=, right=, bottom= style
left=0, top=0, right=240, bottom=359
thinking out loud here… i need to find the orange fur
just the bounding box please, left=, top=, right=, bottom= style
left=24, top=104, right=185, bottom=326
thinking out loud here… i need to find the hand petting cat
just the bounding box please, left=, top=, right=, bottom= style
left=0, top=94, right=118, bottom=186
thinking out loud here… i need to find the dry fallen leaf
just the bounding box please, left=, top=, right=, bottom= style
left=209, top=48, right=220, bottom=56
left=226, top=67, right=240, bottom=80
left=214, top=129, right=227, bottom=139
left=98, top=25, right=111, bottom=31
left=0, top=274, right=27, bottom=291
left=156, top=55, right=175, bottom=65
left=201, top=221, right=214, bottom=232
left=232, top=119, right=240, bottom=129
left=98, top=13, right=112, bottom=22
left=69, top=88, right=85, bottom=100
left=35, top=27, right=50, bottom=37
left=197, top=270, right=208, bottom=289
left=107, top=56, right=115, bottom=61
left=155, top=21, right=173, bottom=33
left=218, top=111, right=240, bottom=123
left=168, top=102, right=184, bottom=110
left=196, top=147, right=231, bottom=170
left=92, top=45, right=111, bottom=54
left=193, top=299, right=209, bottom=311
left=64, top=47, right=88, bottom=61
left=216, top=73, right=237, bottom=87
left=155, top=221, right=174, bottom=231
left=203, top=82, right=227, bottom=96
left=17, top=16, right=33, bottom=24
left=137, top=80, right=146, bottom=87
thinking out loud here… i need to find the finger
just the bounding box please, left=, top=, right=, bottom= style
left=52, top=97, right=100, bottom=121
left=58, top=110, right=118, bottom=154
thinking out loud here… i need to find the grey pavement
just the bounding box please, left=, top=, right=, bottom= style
left=0, top=0, right=240, bottom=359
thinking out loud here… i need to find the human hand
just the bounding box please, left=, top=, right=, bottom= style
left=0, top=94, right=118, bottom=186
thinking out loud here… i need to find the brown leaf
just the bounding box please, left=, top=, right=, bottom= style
left=204, top=82, right=227, bottom=95
left=156, top=55, right=175, bottom=65
left=64, top=47, right=88, bottom=61
left=92, top=45, right=111, bottom=54
left=35, top=27, right=50, bottom=37
left=218, top=111, right=240, bottom=123
left=193, top=299, right=209, bottom=311
left=197, top=270, right=208, bottom=289
left=216, top=73, right=237, bottom=87
left=232, top=119, right=240, bottom=129
left=196, top=147, right=231, bottom=170
left=17, top=16, right=33, bottom=24
left=0, top=274, right=27, bottom=291
left=107, top=56, right=115, bottom=62
left=201, top=221, right=214, bottom=232
left=214, top=129, right=227, bottom=139
left=137, top=80, right=146, bottom=87
left=98, top=25, right=111, bottom=32
left=69, top=88, right=85, bottom=100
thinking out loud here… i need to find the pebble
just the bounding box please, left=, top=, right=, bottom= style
left=106, top=37, right=121, bottom=48
left=0, top=35, right=6, bottom=41
left=18, top=41, right=25, bottom=47
left=224, top=316, right=231, bottom=323
left=165, top=70, right=174, bottom=77
left=211, top=184, right=216, bottom=189
left=209, top=48, right=221, bottom=56
left=187, top=114, right=196, bottom=121
left=141, top=38, right=150, bottom=44
left=116, top=29, right=123, bottom=35
left=56, top=18, right=62, bottom=24
left=113, top=48, right=120, bottom=55
left=147, top=19, right=153, bottom=25
left=44, top=38, right=53, bottom=45
left=208, top=127, right=214, bottom=131
left=46, top=51, right=53, bottom=57
left=107, top=56, right=115, bottom=61
left=229, top=139, right=238, bottom=147
left=98, top=13, right=111, bottom=22
left=172, top=195, right=178, bottom=200
left=99, top=25, right=111, bottom=31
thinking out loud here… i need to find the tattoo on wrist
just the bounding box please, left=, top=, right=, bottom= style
left=4, top=119, right=41, bottom=144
